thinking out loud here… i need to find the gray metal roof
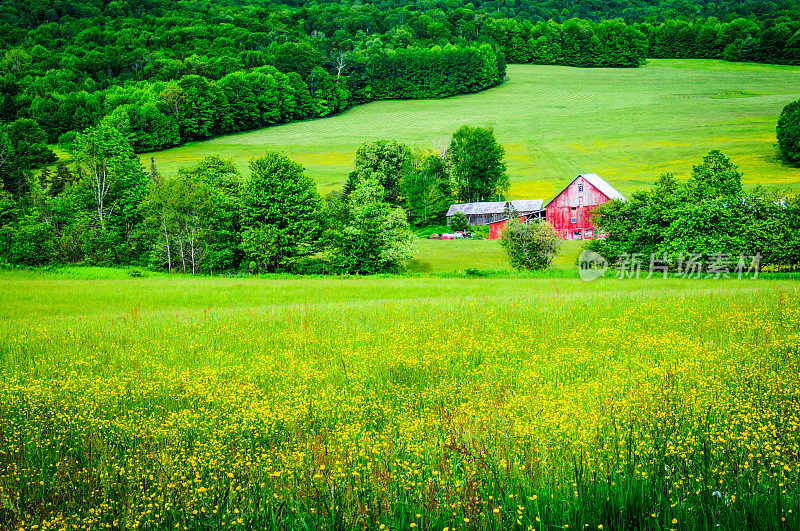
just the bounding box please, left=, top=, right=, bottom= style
left=580, top=173, right=626, bottom=201
left=446, top=200, right=544, bottom=217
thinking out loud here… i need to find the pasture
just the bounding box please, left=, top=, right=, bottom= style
left=407, top=239, right=583, bottom=273
left=146, top=60, right=800, bottom=199
left=1, top=270, right=799, bottom=529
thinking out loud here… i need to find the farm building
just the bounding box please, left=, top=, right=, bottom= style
left=446, top=200, right=544, bottom=227
left=488, top=217, right=526, bottom=240
left=545, top=173, right=625, bottom=240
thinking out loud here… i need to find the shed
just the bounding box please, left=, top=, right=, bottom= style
left=488, top=216, right=526, bottom=240
left=545, top=174, right=625, bottom=240
left=446, top=200, right=544, bottom=226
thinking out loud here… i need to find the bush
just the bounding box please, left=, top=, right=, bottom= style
left=7, top=218, right=55, bottom=265
left=450, top=211, right=469, bottom=232
left=499, top=219, right=560, bottom=270
left=777, top=99, right=800, bottom=166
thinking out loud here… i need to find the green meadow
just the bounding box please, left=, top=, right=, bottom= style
left=407, top=239, right=583, bottom=273
left=146, top=59, right=800, bottom=199
left=7, top=57, right=800, bottom=530
left=2, top=269, right=799, bottom=529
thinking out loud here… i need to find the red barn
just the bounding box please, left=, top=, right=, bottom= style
left=545, top=173, right=625, bottom=240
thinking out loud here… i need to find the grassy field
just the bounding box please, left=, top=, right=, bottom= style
left=145, top=59, right=800, bottom=199
left=407, top=239, right=582, bottom=273
left=1, top=270, right=799, bottom=530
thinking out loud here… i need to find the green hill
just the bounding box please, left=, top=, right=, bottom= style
left=146, top=59, right=800, bottom=200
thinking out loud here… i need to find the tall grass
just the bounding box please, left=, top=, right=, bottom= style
left=0, top=272, right=798, bottom=529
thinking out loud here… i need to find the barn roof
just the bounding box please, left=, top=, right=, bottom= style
left=545, top=173, right=625, bottom=207
left=580, top=173, right=626, bottom=201
left=446, top=200, right=544, bottom=217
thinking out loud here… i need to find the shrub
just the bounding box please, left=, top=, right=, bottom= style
left=450, top=211, right=469, bottom=232
left=500, top=219, right=560, bottom=270
left=8, top=218, right=55, bottom=265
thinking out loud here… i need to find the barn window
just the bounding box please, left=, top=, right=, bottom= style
left=570, top=207, right=577, bottom=223
left=578, top=183, right=584, bottom=192
left=585, top=230, right=592, bottom=238
left=573, top=230, right=582, bottom=239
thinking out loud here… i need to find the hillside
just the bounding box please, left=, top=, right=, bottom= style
left=147, top=60, right=800, bottom=199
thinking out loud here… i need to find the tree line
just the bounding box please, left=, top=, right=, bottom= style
left=10, top=46, right=505, bottom=153
left=588, top=150, right=800, bottom=271
left=0, top=120, right=509, bottom=274
left=0, top=1, right=669, bottom=156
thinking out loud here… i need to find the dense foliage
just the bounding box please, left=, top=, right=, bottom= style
left=588, top=150, right=800, bottom=270
left=449, top=211, right=469, bottom=233
left=2, top=0, right=743, bottom=160
left=1, top=124, right=508, bottom=274
left=325, top=174, right=417, bottom=274
left=778, top=99, right=800, bottom=166
left=142, top=156, right=242, bottom=274
left=240, top=152, right=324, bottom=272
left=0, top=118, right=55, bottom=199
left=449, top=125, right=508, bottom=203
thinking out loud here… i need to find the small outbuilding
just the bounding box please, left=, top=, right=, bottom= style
left=488, top=217, right=525, bottom=240
left=446, top=200, right=544, bottom=227
left=545, top=173, right=625, bottom=240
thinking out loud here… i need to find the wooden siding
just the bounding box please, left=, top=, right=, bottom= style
left=487, top=217, right=525, bottom=240
left=546, top=176, right=610, bottom=240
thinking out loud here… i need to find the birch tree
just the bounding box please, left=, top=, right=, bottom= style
left=72, top=123, right=139, bottom=231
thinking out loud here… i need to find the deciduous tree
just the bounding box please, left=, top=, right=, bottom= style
left=778, top=99, right=800, bottom=167
left=326, top=174, right=417, bottom=274
left=240, top=152, right=323, bottom=272
left=448, top=125, right=508, bottom=202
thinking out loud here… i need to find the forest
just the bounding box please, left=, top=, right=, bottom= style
left=1, top=0, right=799, bottom=155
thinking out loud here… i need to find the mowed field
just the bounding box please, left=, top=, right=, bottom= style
left=1, top=270, right=799, bottom=529
left=147, top=59, right=800, bottom=199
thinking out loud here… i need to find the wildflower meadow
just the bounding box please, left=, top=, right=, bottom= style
left=0, top=271, right=798, bottom=530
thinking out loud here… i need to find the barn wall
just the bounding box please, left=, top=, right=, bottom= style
left=545, top=176, right=610, bottom=240
left=488, top=217, right=525, bottom=240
